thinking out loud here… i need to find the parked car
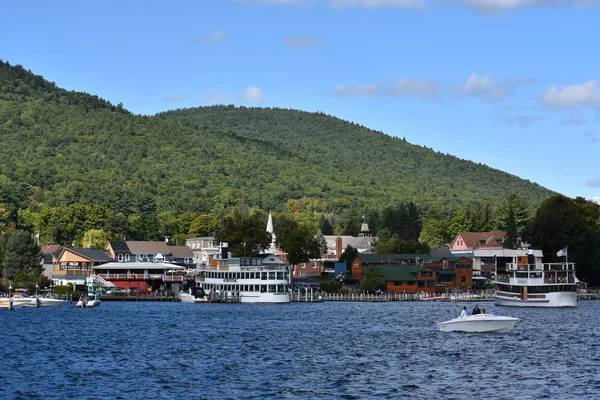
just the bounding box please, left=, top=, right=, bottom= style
left=108, top=287, right=127, bottom=296
left=128, top=287, right=151, bottom=295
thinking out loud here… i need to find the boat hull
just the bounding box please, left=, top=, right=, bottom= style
left=438, top=315, right=518, bottom=333
left=76, top=298, right=101, bottom=308
left=179, top=293, right=208, bottom=303
left=495, top=291, right=577, bottom=307
left=240, top=292, right=291, bottom=304
left=0, top=298, right=32, bottom=309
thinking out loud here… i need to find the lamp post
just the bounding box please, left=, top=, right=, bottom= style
left=35, top=282, right=40, bottom=307
left=8, top=282, right=13, bottom=310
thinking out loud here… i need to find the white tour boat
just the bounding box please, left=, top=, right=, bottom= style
left=193, top=243, right=291, bottom=304
left=438, top=313, right=518, bottom=333
left=494, top=249, right=578, bottom=307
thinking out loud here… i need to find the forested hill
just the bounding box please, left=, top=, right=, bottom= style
left=1, top=60, right=554, bottom=224
left=159, top=106, right=555, bottom=208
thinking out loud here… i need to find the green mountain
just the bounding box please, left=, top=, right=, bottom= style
left=1, top=60, right=555, bottom=221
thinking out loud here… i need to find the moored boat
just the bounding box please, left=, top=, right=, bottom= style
left=438, top=313, right=518, bottom=333
left=179, top=287, right=208, bottom=303
left=494, top=249, right=578, bottom=307
left=76, top=277, right=102, bottom=308
left=193, top=243, right=291, bottom=304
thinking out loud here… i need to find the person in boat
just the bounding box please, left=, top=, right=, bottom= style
left=472, top=304, right=481, bottom=315
left=460, top=306, right=467, bottom=317
left=481, top=308, right=486, bottom=314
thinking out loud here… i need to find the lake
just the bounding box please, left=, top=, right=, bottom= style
left=1, top=300, right=599, bottom=399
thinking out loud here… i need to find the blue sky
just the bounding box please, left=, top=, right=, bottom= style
left=2, top=0, right=600, bottom=201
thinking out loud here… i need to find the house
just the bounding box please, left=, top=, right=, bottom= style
left=105, top=240, right=194, bottom=266
left=185, top=236, right=222, bottom=265
left=100, top=240, right=195, bottom=291
left=351, top=253, right=434, bottom=281
left=352, top=253, right=473, bottom=294
left=450, top=231, right=506, bottom=252
left=41, top=242, right=63, bottom=277
left=376, top=265, right=437, bottom=295
left=323, top=219, right=378, bottom=260
left=52, top=248, right=115, bottom=286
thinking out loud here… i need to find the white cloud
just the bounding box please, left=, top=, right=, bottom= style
left=458, top=73, right=534, bottom=102
left=452, top=0, right=558, bottom=14
left=188, top=30, right=227, bottom=45
left=237, top=0, right=315, bottom=5
left=500, top=113, right=544, bottom=127
left=590, top=196, right=600, bottom=203
left=328, top=0, right=427, bottom=9
left=282, top=36, right=323, bottom=48
left=583, top=130, right=597, bottom=142
left=560, top=116, right=587, bottom=125
left=539, top=81, right=600, bottom=110
left=163, top=95, right=188, bottom=103
left=332, top=77, right=441, bottom=98
left=204, top=91, right=232, bottom=104
left=243, top=86, right=265, bottom=102
left=586, top=178, right=600, bottom=187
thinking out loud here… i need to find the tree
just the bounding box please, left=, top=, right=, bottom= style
left=0, top=230, right=43, bottom=279
left=338, top=245, right=359, bottom=275
left=314, top=230, right=328, bottom=255
left=375, top=236, right=429, bottom=254
left=447, top=210, right=472, bottom=239
left=420, top=218, right=448, bottom=248
left=81, top=229, right=110, bottom=249
left=280, top=225, right=321, bottom=266
left=359, top=266, right=386, bottom=293
left=216, top=209, right=270, bottom=256
left=523, top=195, right=600, bottom=285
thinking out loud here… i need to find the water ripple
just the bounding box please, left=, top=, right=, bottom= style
left=1, top=301, right=599, bottom=399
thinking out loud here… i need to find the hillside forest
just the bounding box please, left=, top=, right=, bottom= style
left=1, top=60, right=599, bottom=285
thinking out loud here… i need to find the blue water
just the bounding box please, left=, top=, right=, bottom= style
left=1, top=300, right=599, bottom=399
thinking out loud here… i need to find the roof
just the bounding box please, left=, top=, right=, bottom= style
left=376, top=265, right=425, bottom=281
left=357, top=253, right=434, bottom=264
left=457, top=231, right=506, bottom=248
left=126, top=241, right=172, bottom=254
left=67, top=248, right=115, bottom=262
left=92, top=262, right=186, bottom=270
left=324, top=235, right=378, bottom=252
left=429, top=247, right=453, bottom=258
left=41, top=244, right=63, bottom=255
left=107, top=240, right=131, bottom=254
left=473, top=249, right=543, bottom=258
left=168, top=245, right=194, bottom=258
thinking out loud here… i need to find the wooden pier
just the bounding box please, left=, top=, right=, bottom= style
left=292, top=290, right=495, bottom=303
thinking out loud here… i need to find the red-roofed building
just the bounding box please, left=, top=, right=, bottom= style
left=450, top=231, right=506, bottom=251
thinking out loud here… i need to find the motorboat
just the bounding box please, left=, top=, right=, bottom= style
left=437, top=313, right=518, bottom=333
left=0, top=297, right=33, bottom=309
left=76, top=277, right=102, bottom=308
left=179, top=287, right=208, bottom=303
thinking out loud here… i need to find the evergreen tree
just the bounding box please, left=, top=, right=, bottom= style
left=0, top=230, right=43, bottom=279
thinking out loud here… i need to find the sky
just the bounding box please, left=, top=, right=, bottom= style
left=1, top=0, right=600, bottom=202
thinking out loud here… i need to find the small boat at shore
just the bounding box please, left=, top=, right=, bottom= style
left=179, top=287, right=208, bottom=303
left=438, top=314, right=518, bottom=333
left=76, top=277, right=102, bottom=308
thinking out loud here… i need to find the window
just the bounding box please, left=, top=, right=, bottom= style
left=418, top=282, right=425, bottom=288
left=117, top=254, right=123, bottom=262
left=421, top=271, right=432, bottom=277
left=125, top=254, right=130, bottom=262
left=460, top=276, right=466, bottom=283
